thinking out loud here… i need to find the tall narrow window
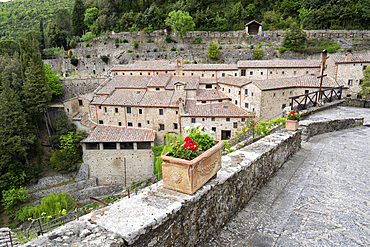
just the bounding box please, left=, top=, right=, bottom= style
left=159, top=109, right=163, bottom=115
left=127, top=107, right=131, bottom=113
left=241, top=69, right=246, bottom=76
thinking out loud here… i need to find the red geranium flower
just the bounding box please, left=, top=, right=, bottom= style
left=291, top=110, right=296, bottom=114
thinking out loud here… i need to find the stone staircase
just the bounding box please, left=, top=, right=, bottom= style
left=0, top=228, right=19, bottom=246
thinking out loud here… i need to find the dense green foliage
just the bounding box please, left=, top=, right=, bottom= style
left=360, top=66, right=370, bottom=96
left=16, top=192, right=75, bottom=222
left=0, top=0, right=368, bottom=42
left=207, top=42, right=220, bottom=60
left=44, top=63, right=63, bottom=96
left=1, top=187, right=29, bottom=215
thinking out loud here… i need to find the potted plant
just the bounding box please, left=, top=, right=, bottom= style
left=286, top=110, right=301, bottom=131
left=161, top=124, right=224, bottom=194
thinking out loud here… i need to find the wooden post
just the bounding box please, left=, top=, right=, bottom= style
left=318, top=50, right=328, bottom=101
left=38, top=219, right=43, bottom=236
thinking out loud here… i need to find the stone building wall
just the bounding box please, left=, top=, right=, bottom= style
left=82, top=143, right=154, bottom=186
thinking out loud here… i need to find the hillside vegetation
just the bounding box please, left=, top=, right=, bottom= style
left=0, top=0, right=369, bottom=42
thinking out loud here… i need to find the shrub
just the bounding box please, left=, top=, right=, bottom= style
left=219, top=41, right=225, bottom=45
left=253, top=48, right=264, bottom=59
left=86, top=54, right=90, bottom=58
left=184, top=61, right=191, bottom=64
left=115, top=38, right=119, bottom=43
left=85, top=43, right=90, bottom=47
left=104, top=41, right=107, bottom=45
left=171, top=47, right=176, bottom=51
left=207, top=42, right=220, bottom=60
left=179, top=47, right=184, bottom=51
left=250, top=45, right=254, bottom=49
left=101, top=55, right=109, bottom=63
left=146, top=50, right=151, bottom=53
left=1, top=187, right=29, bottom=215
left=192, top=36, right=203, bottom=44
left=70, top=57, right=78, bottom=66
left=69, top=40, right=77, bottom=48
left=119, top=39, right=123, bottom=43
left=123, top=39, right=129, bottom=43
left=133, top=41, right=139, bottom=49
left=236, top=44, right=242, bottom=49
left=67, top=50, right=73, bottom=57
left=165, top=35, right=177, bottom=43
left=81, top=32, right=96, bottom=42
left=115, top=43, right=119, bottom=48
left=16, top=192, right=75, bottom=223
left=153, top=48, right=158, bottom=52
left=218, top=46, right=222, bottom=49
left=146, top=39, right=154, bottom=43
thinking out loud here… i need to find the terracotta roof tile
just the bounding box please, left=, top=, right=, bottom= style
left=147, top=74, right=172, bottom=87
left=100, top=90, right=145, bottom=106
left=111, top=60, right=174, bottom=71
left=252, top=75, right=342, bottom=91
left=183, top=64, right=238, bottom=71
left=72, top=112, right=88, bottom=121
left=80, top=118, right=97, bottom=129
left=330, top=54, right=370, bottom=63
left=196, top=89, right=230, bottom=101
left=217, top=77, right=251, bottom=87
left=91, top=95, right=108, bottom=104
left=166, top=76, right=199, bottom=90
left=82, top=125, right=155, bottom=143
left=237, top=60, right=321, bottom=68
left=199, top=78, right=218, bottom=84
left=183, top=100, right=249, bottom=117
left=139, top=91, right=180, bottom=107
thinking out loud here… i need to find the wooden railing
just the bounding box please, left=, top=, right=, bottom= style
left=290, top=86, right=343, bottom=110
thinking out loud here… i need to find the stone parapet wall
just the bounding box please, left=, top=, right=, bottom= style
left=25, top=129, right=301, bottom=246
left=300, top=117, right=364, bottom=141
left=340, top=98, right=370, bottom=108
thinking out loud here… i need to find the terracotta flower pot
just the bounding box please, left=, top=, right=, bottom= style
left=286, top=119, right=299, bottom=131
left=161, top=140, right=224, bottom=194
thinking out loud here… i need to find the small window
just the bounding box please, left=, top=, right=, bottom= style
left=86, top=143, right=99, bottom=150
left=270, top=71, right=272, bottom=74
left=282, top=92, right=284, bottom=96
left=306, top=71, right=309, bottom=74
left=165, top=71, right=168, bottom=73
left=139, top=109, right=143, bottom=114
left=226, top=117, right=230, bottom=122
left=206, top=84, right=212, bottom=89
left=176, top=85, right=183, bottom=90
left=211, top=117, right=215, bottom=121
left=212, top=127, right=216, bottom=132
left=159, top=124, right=165, bottom=130
left=219, top=100, right=222, bottom=102
left=273, top=93, right=276, bottom=97
left=241, top=69, right=246, bottom=76
left=245, top=103, right=249, bottom=108
left=122, top=73, right=125, bottom=75
left=360, top=79, right=363, bottom=85
left=156, top=88, right=160, bottom=91
left=251, top=92, right=254, bottom=96
left=137, top=142, right=151, bottom=149
left=104, top=107, right=107, bottom=112
left=120, top=142, right=134, bottom=149
left=261, top=72, right=263, bottom=75
left=159, top=109, right=163, bottom=115
left=282, top=71, right=285, bottom=74
left=348, top=79, right=353, bottom=86
left=363, top=66, right=367, bottom=71
left=191, top=73, right=194, bottom=76
left=147, top=120, right=150, bottom=124
left=238, top=91, right=241, bottom=95
left=202, top=74, right=204, bottom=77
left=182, top=73, right=185, bottom=75
left=250, top=71, right=253, bottom=76
left=222, top=88, right=225, bottom=91
left=99, top=120, right=103, bottom=124
left=245, top=89, right=248, bottom=95
left=115, top=73, right=118, bottom=75
left=115, top=108, right=118, bottom=113
left=128, top=122, right=133, bottom=127
left=148, top=72, right=150, bottom=75
left=235, top=100, right=238, bottom=104
left=78, top=100, right=83, bottom=106
left=294, top=71, right=297, bottom=75
left=228, top=89, right=231, bottom=93
left=233, top=122, right=238, bottom=128
left=99, top=106, right=101, bottom=109
left=127, top=107, right=131, bottom=113
left=191, top=118, right=196, bottom=123
left=241, top=118, right=245, bottom=121
left=305, top=90, right=309, bottom=94
left=140, top=72, right=142, bottom=75
left=212, top=74, right=215, bottom=77
left=138, top=123, right=141, bottom=127
left=176, top=111, right=178, bottom=114
left=235, top=73, right=237, bottom=76
left=222, top=73, right=225, bottom=77
left=130, top=73, right=132, bottom=75
left=282, top=104, right=286, bottom=109
left=103, top=142, right=116, bottom=150
left=117, top=121, right=122, bottom=126
left=202, top=101, right=206, bottom=104
left=173, top=123, right=178, bottom=129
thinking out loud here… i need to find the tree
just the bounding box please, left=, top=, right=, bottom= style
left=19, top=36, right=52, bottom=116
left=44, top=63, right=63, bottom=96
left=46, top=22, right=69, bottom=48
left=207, top=42, right=220, bottom=60
left=39, top=19, right=45, bottom=51
left=55, top=8, right=72, bottom=35
left=253, top=48, right=264, bottom=59
left=230, top=2, right=247, bottom=30
left=71, top=0, right=86, bottom=36
left=282, top=24, right=307, bottom=51
left=84, top=7, right=99, bottom=31
left=0, top=40, right=19, bottom=56
left=359, top=66, right=370, bottom=96
left=165, top=10, right=195, bottom=40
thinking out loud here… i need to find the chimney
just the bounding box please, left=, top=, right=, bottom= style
left=345, top=53, right=353, bottom=62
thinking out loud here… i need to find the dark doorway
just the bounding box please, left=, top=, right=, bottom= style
left=221, top=130, right=231, bottom=140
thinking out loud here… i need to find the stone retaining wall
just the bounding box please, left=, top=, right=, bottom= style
left=24, top=129, right=301, bottom=246
left=300, top=117, right=364, bottom=141
left=340, top=98, right=370, bottom=108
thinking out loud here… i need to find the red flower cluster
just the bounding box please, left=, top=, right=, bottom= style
left=290, top=110, right=300, bottom=115
left=184, top=137, right=198, bottom=152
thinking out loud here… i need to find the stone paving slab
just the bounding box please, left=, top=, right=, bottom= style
left=206, top=125, right=370, bottom=247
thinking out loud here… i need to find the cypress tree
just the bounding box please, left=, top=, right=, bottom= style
left=19, top=36, right=52, bottom=116
left=71, top=0, right=86, bottom=36
left=39, top=19, right=45, bottom=51
left=0, top=80, right=34, bottom=191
